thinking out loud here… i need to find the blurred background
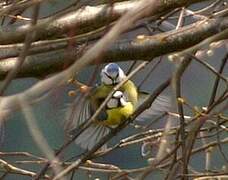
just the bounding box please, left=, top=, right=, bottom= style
left=0, top=0, right=227, bottom=179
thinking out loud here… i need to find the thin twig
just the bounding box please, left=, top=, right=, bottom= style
left=208, top=53, right=228, bottom=106
left=19, top=96, right=65, bottom=180
left=0, top=4, right=40, bottom=95
left=0, top=159, right=50, bottom=179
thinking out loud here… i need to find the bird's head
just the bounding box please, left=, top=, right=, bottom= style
left=107, top=91, right=128, bottom=109
left=101, top=63, right=126, bottom=85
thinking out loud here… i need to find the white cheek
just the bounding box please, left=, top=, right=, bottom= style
left=120, top=98, right=127, bottom=106
left=107, top=99, right=118, bottom=108
left=117, top=69, right=126, bottom=82
left=101, top=75, right=112, bottom=85
left=113, top=91, right=123, bottom=98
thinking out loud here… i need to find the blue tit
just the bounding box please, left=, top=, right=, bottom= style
left=71, top=90, right=134, bottom=150
left=93, top=63, right=138, bottom=108
left=95, top=63, right=171, bottom=120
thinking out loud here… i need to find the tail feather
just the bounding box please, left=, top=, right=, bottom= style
left=75, top=123, right=110, bottom=150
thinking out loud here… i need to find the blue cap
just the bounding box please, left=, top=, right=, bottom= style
left=106, top=63, right=120, bottom=75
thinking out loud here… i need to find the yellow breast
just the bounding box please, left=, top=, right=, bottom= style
left=102, top=102, right=134, bottom=126
left=91, top=80, right=138, bottom=109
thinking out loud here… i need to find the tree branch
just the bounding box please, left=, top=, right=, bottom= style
left=0, top=17, right=227, bottom=79
left=0, top=0, right=209, bottom=45
left=0, top=159, right=49, bottom=179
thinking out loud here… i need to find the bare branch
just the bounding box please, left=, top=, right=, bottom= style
left=0, top=17, right=227, bottom=79
left=0, top=0, right=209, bottom=45
left=0, top=159, right=50, bottom=179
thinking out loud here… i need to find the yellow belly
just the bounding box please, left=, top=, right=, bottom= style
left=102, top=102, right=134, bottom=126
left=91, top=80, right=138, bottom=109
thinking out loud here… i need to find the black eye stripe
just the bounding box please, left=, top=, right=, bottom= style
left=118, top=100, right=122, bottom=107
left=112, top=96, right=126, bottom=107
left=104, top=72, right=113, bottom=80
left=105, top=71, right=119, bottom=80
left=115, top=72, right=119, bottom=79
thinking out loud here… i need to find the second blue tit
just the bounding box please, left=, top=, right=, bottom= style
left=70, top=90, right=134, bottom=150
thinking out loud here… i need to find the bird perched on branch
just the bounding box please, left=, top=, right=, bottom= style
left=96, top=63, right=170, bottom=120
left=65, top=63, right=171, bottom=150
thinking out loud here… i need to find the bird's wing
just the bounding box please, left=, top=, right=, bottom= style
left=64, top=86, right=110, bottom=150
left=136, top=91, right=171, bottom=121
left=75, top=123, right=110, bottom=150
left=64, top=93, right=94, bottom=132
left=67, top=97, right=110, bottom=150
